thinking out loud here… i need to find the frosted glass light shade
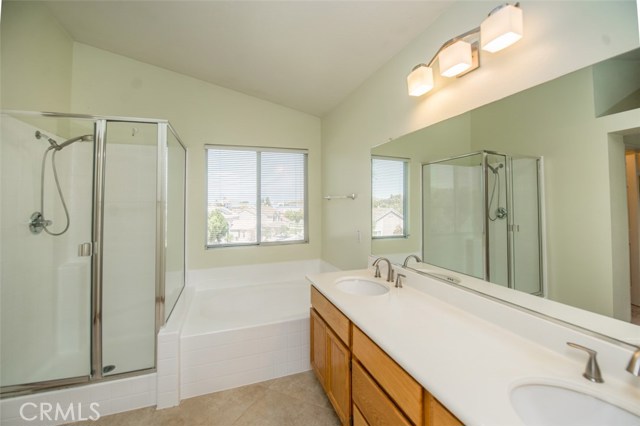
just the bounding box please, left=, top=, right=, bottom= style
left=407, top=65, right=434, bottom=96
left=439, top=40, right=472, bottom=77
left=481, top=4, right=523, bottom=53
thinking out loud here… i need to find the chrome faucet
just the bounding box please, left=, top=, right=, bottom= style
left=567, top=342, right=604, bottom=383
left=403, top=254, right=422, bottom=267
left=627, top=348, right=640, bottom=376
left=372, top=257, right=394, bottom=282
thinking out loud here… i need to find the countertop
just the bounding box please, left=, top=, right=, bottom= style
left=307, top=268, right=640, bottom=426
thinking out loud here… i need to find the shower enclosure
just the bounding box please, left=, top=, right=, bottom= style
left=0, top=111, right=186, bottom=396
left=422, top=150, right=544, bottom=295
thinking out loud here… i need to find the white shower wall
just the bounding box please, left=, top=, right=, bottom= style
left=1, top=115, right=158, bottom=388
left=0, top=115, right=92, bottom=386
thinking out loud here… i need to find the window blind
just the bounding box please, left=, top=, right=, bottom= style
left=206, top=146, right=307, bottom=247
left=372, top=157, right=408, bottom=238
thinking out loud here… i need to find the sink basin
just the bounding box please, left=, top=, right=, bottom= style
left=510, top=383, right=640, bottom=426
left=335, top=278, right=389, bottom=296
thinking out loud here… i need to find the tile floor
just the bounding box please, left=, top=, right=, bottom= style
left=69, top=371, right=339, bottom=426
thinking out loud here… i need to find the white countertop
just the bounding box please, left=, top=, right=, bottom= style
left=307, top=268, right=640, bottom=426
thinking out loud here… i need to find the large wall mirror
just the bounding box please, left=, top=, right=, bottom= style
left=372, top=47, right=640, bottom=345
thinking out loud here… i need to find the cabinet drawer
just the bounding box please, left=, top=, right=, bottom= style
left=352, top=326, right=423, bottom=425
left=352, top=361, right=412, bottom=426
left=425, top=393, right=463, bottom=426
left=311, top=286, right=350, bottom=345
left=353, top=404, right=369, bottom=426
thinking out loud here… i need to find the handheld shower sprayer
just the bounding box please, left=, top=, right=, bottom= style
left=35, top=131, right=93, bottom=151
left=488, top=162, right=507, bottom=221
left=35, top=130, right=60, bottom=150
left=29, top=130, right=95, bottom=236
left=488, top=163, right=504, bottom=174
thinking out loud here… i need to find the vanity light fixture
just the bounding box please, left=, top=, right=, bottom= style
left=407, top=64, right=434, bottom=96
left=481, top=3, right=524, bottom=53
left=439, top=40, right=474, bottom=77
left=407, top=2, right=523, bottom=96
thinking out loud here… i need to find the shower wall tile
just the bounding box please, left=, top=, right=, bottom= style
left=156, top=391, right=179, bottom=410
left=156, top=329, right=180, bottom=409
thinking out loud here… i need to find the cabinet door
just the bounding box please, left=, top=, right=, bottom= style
left=353, top=326, right=423, bottom=424
left=425, top=393, right=463, bottom=426
left=352, top=361, right=412, bottom=426
left=327, top=327, right=351, bottom=425
left=310, top=308, right=327, bottom=391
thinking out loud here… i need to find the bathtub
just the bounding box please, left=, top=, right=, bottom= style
left=178, top=280, right=312, bottom=399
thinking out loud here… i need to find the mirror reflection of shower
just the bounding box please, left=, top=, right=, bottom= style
left=422, top=150, right=544, bottom=295
left=488, top=162, right=507, bottom=221
left=29, top=130, right=94, bottom=236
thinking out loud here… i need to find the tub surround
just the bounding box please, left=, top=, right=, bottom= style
left=187, top=259, right=338, bottom=291
left=157, top=259, right=338, bottom=409
left=307, top=268, right=640, bottom=426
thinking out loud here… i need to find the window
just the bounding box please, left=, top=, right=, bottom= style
left=206, top=146, right=308, bottom=247
left=371, top=156, right=408, bottom=238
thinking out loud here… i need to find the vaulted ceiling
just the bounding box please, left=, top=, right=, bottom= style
left=44, top=1, right=454, bottom=116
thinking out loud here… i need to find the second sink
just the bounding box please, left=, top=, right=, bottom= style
left=510, top=383, right=640, bottom=426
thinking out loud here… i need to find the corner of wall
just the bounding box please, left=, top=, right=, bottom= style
left=0, top=2, right=74, bottom=112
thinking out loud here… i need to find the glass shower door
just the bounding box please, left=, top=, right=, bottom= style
left=0, top=114, right=94, bottom=389
left=422, top=153, right=484, bottom=279
left=510, top=157, right=543, bottom=295
left=100, top=121, right=157, bottom=376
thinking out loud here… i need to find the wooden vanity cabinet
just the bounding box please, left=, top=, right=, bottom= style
left=310, top=285, right=463, bottom=426
left=310, top=287, right=351, bottom=425
left=352, top=360, right=412, bottom=426
left=425, top=394, right=464, bottom=426
left=352, top=325, right=463, bottom=426
left=352, top=325, right=422, bottom=425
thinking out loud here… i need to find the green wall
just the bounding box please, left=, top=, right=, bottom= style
left=1, top=3, right=322, bottom=270
left=1, top=2, right=73, bottom=113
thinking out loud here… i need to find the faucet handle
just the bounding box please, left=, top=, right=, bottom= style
left=395, top=273, right=406, bottom=288
left=627, top=349, right=640, bottom=376
left=567, top=342, right=604, bottom=383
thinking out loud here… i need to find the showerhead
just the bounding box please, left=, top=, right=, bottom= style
left=35, top=131, right=60, bottom=149
left=488, top=163, right=504, bottom=174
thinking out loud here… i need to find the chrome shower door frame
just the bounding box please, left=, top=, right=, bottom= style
left=0, top=111, right=187, bottom=398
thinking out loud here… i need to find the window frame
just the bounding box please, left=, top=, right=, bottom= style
left=371, top=155, right=409, bottom=240
left=205, top=144, right=309, bottom=248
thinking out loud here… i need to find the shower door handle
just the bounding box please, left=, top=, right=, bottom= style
left=78, top=242, right=94, bottom=257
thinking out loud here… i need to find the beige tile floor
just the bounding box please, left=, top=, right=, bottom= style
left=69, top=371, right=340, bottom=426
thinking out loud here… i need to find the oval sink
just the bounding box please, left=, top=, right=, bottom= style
left=335, top=278, right=389, bottom=296
left=510, top=383, right=640, bottom=426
